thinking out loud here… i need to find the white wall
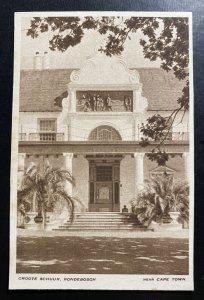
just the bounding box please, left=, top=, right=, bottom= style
left=68, top=110, right=189, bottom=141
left=19, top=109, right=189, bottom=142
left=72, top=155, right=89, bottom=211
left=68, top=113, right=135, bottom=141
left=120, top=155, right=135, bottom=212
left=19, top=111, right=67, bottom=139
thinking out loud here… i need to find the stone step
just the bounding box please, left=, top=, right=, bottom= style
left=74, top=216, right=136, bottom=220
left=64, top=220, right=140, bottom=224
left=53, top=227, right=151, bottom=232
left=73, top=218, right=137, bottom=222
left=75, top=215, right=136, bottom=219
left=68, top=217, right=139, bottom=221
left=64, top=222, right=141, bottom=226
left=75, top=212, right=131, bottom=214
left=69, top=219, right=140, bottom=224
left=59, top=224, right=144, bottom=229
left=60, top=223, right=143, bottom=227
left=53, top=212, right=147, bottom=232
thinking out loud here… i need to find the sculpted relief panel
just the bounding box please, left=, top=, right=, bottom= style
left=76, top=90, right=133, bottom=112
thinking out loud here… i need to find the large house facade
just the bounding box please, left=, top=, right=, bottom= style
left=18, top=50, right=190, bottom=216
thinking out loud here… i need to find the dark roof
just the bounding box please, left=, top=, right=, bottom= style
left=19, top=68, right=186, bottom=112
left=19, top=69, right=74, bottom=112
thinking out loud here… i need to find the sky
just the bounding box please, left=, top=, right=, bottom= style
left=20, top=17, right=161, bottom=70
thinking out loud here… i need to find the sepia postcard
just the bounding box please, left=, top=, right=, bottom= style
left=9, top=11, right=194, bottom=290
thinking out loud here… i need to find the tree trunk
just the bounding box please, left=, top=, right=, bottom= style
left=41, top=204, right=46, bottom=230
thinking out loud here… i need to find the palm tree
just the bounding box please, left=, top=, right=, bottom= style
left=131, top=174, right=189, bottom=227
left=17, top=161, right=75, bottom=229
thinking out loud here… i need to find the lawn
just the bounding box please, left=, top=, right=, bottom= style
left=17, top=236, right=189, bottom=274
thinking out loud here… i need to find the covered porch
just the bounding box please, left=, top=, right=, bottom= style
left=18, top=140, right=190, bottom=214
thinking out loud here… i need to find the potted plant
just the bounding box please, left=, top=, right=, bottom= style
left=17, top=161, right=75, bottom=229
left=131, top=174, right=189, bottom=229
left=170, top=181, right=189, bottom=228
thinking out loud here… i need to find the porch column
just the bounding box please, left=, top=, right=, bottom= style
left=63, top=153, right=73, bottom=196
left=133, top=118, right=139, bottom=141
left=183, top=152, right=190, bottom=183
left=134, top=153, right=145, bottom=195
left=67, top=117, right=73, bottom=141
left=134, top=84, right=143, bottom=113
left=66, top=124, right=69, bottom=141
left=68, top=122, right=72, bottom=141
left=18, top=153, right=26, bottom=190
left=68, top=89, right=76, bottom=112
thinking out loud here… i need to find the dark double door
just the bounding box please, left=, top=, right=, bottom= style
left=89, top=162, right=120, bottom=212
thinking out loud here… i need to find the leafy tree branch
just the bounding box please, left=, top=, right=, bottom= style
left=27, top=16, right=189, bottom=165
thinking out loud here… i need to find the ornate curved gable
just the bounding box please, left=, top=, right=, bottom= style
left=69, top=51, right=140, bottom=86
left=66, top=48, right=148, bottom=113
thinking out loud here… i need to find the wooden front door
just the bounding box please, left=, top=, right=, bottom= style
left=89, top=162, right=120, bottom=212
left=95, top=182, right=113, bottom=211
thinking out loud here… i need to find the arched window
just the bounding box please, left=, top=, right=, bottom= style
left=88, top=126, right=122, bottom=141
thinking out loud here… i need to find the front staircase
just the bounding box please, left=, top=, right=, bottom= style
left=53, top=212, right=150, bottom=231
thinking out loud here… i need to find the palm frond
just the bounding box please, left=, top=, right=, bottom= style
left=17, top=183, right=36, bottom=199
left=54, top=190, right=75, bottom=223
left=25, top=162, right=38, bottom=176
left=132, top=175, right=189, bottom=226
left=19, top=162, right=76, bottom=224
left=44, top=168, right=75, bottom=187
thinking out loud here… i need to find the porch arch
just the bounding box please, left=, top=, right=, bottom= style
left=88, top=125, right=122, bottom=141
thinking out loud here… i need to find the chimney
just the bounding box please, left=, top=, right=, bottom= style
left=42, top=51, right=49, bottom=69
left=33, top=52, right=42, bottom=70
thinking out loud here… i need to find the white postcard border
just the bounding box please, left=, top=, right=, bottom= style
left=9, top=11, right=194, bottom=291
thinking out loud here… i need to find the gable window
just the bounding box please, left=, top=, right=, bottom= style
left=150, top=165, right=175, bottom=179
left=39, top=119, right=57, bottom=141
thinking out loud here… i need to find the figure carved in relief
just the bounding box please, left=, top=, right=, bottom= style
left=78, top=92, right=132, bottom=112
left=106, top=94, right=113, bottom=111
left=84, top=96, right=91, bottom=112
left=96, top=95, right=101, bottom=111
left=93, top=94, right=97, bottom=111
left=98, top=96, right=104, bottom=111
left=79, top=94, right=86, bottom=105
left=124, top=96, right=132, bottom=111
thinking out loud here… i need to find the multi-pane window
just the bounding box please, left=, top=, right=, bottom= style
left=98, top=129, right=112, bottom=140
left=89, top=126, right=121, bottom=141
left=96, top=166, right=112, bottom=182
left=39, top=119, right=56, bottom=141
